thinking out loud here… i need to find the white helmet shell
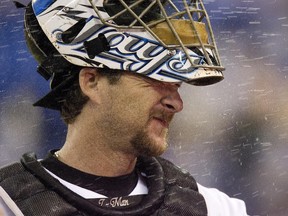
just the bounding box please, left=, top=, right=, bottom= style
left=32, top=0, right=224, bottom=85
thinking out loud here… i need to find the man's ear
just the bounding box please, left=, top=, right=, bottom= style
left=79, top=68, right=101, bottom=103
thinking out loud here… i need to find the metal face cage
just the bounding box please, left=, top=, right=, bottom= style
left=91, top=0, right=224, bottom=71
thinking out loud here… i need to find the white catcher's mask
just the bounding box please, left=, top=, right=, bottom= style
left=32, top=0, right=224, bottom=85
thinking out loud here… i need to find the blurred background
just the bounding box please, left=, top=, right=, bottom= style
left=0, top=0, right=287, bottom=215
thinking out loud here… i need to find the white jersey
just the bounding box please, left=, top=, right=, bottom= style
left=198, top=183, right=249, bottom=216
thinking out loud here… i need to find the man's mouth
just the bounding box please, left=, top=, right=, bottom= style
left=152, top=116, right=170, bottom=128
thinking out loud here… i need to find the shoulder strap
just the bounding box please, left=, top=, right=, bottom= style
left=0, top=155, right=82, bottom=216
left=155, top=157, right=208, bottom=216
left=156, top=157, right=199, bottom=190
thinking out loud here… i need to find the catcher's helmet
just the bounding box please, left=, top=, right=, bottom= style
left=25, top=0, right=224, bottom=110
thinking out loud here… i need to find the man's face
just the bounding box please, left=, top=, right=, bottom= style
left=97, top=73, right=183, bottom=157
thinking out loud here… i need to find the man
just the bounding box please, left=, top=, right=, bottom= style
left=0, top=0, right=248, bottom=215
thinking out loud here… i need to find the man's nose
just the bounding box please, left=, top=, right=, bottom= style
left=160, top=83, right=183, bottom=113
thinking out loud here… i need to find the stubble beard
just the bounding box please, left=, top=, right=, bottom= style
left=130, top=127, right=169, bottom=157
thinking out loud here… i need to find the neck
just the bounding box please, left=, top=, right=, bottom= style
left=57, top=123, right=137, bottom=177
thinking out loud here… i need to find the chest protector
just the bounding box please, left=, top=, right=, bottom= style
left=0, top=152, right=207, bottom=216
